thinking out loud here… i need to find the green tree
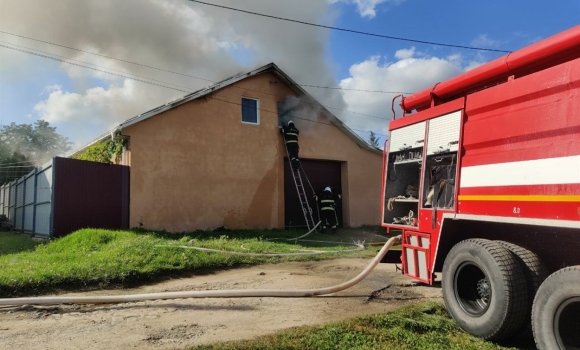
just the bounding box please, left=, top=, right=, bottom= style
left=368, top=131, right=380, bottom=148
left=0, top=120, right=71, bottom=185
left=72, top=139, right=124, bottom=164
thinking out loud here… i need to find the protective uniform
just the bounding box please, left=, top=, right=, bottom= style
left=316, top=186, right=338, bottom=233
left=281, top=121, right=300, bottom=170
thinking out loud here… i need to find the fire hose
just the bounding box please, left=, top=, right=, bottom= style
left=0, top=235, right=401, bottom=306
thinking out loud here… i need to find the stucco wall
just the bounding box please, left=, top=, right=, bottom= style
left=123, top=72, right=382, bottom=232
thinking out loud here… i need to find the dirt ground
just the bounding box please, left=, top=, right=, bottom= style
left=0, top=231, right=443, bottom=350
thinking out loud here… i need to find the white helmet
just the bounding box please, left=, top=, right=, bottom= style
left=324, top=186, right=332, bottom=192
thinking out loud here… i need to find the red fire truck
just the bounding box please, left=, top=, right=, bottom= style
left=381, top=26, right=580, bottom=349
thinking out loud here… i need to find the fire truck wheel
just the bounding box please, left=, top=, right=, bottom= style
left=497, top=241, right=549, bottom=336
left=442, top=239, right=528, bottom=341
left=532, top=266, right=580, bottom=350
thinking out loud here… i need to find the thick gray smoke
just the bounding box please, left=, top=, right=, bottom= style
left=0, top=0, right=346, bottom=146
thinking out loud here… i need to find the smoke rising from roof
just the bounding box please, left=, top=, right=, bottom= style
left=0, top=0, right=345, bottom=145
left=1, top=0, right=487, bottom=149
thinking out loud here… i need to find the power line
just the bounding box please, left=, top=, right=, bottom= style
left=188, top=0, right=512, bottom=53
left=208, top=94, right=389, bottom=137
left=0, top=161, right=34, bottom=166
left=0, top=41, right=200, bottom=93
left=300, top=84, right=412, bottom=94
left=0, top=30, right=412, bottom=95
left=0, top=43, right=192, bottom=94
left=0, top=40, right=387, bottom=121
left=0, top=43, right=389, bottom=138
left=0, top=32, right=395, bottom=121
left=0, top=165, right=35, bottom=169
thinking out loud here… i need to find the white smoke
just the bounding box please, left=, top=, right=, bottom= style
left=0, top=0, right=490, bottom=148
left=0, top=0, right=343, bottom=145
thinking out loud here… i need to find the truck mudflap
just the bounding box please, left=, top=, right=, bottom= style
left=401, top=230, right=433, bottom=284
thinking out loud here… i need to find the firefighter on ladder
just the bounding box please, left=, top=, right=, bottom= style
left=281, top=120, right=300, bottom=170
left=315, top=186, right=339, bottom=234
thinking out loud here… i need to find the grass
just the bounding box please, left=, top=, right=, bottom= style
left=0, top=231, right=42, bottom=255
left=0, top=228, right=382, bottom=297
left=192, top=302, right=517, bottom=350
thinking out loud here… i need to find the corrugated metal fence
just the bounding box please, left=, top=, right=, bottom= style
left=0, top=160, right=53, bottom=237
left=0, top=157, right=129, bottom=238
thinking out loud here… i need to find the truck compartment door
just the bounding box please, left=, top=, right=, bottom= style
left=402, top=231, right=432, bottom=284
left=426, top=110, right=462, bottom=155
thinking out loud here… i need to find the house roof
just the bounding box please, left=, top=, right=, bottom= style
left=69, top=63, right=382, bottom=156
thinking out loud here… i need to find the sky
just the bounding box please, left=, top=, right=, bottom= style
left=0, top=0, right=578, bottom=152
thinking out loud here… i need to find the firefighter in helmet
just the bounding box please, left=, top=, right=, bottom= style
left=315, top=186, right=339, bottom=233
left=280, top=120, right=300, bottom=170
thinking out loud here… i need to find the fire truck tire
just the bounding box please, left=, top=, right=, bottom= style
left=497, top=241, right=549, bottom=335
left=442, top=239, right=528, bottom=341
left=532, top=266, right=580, bottom=350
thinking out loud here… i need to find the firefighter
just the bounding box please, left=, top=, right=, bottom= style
left=281, top=120, right=300, bottom=170
left=314, top=186, right=339, bottom=233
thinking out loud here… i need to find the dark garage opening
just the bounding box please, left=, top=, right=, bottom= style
left=284, top=159, right=342, bottom=229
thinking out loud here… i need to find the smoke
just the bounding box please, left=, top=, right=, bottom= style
left=0, top=0, right=345, bottom=145
left=0, top=0, right=491, bottom=150
left=277, top=95, right=326, bottom=138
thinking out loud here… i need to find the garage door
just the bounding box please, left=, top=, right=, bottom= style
left=284, top=159, right=342, bottom=229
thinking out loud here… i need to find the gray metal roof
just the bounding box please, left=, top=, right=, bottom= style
left=69, top=63, right=381, bottom=156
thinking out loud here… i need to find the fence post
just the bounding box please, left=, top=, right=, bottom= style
left=12, top=180, right=17, bottom=228
left=32, top=167, right=38, bottom=236
left=49, top=158, right=55, bottom=239
left=21, top=176, right=26, bottom=232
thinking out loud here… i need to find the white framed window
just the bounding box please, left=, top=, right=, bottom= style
left=241, top=97, right=259, bottom=125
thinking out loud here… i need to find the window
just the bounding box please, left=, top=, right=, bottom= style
left=241, top=98, right=259, bottom=124
left=421, top=153, right=457, bottom=210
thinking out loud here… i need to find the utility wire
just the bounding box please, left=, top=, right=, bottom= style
left=188, top=0, right=512, bottom=53
left=0, top=166, right=33, bottom=170
left=0, top=32, right=394, bottom=120
left=300, top=84, right=412, bottom=94
left=0, top=41, right=387, bottom=124
left=207, top=94, right=389, bottom=137
left=0, top=161, right=34, bottom=166
left=0, top=41, right=199, bottom=93
left=0, top=43, right=389, bottom=138
left=0, top=43, right=192, bottom=94
left=0, top=165, right=34, bottom=169
left=0, top=30, right=412, bottom=95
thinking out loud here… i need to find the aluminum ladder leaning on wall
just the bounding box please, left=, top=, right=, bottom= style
left=284, top=143, right=317, bottom=232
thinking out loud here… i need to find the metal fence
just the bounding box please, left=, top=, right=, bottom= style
left=1, top=157, right=129, bottom=238
left=0, top=159, right=53, bottom=237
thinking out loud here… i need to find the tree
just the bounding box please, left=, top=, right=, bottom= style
left=72, top=139, right=125, bottom=164
left=368, top=131, right=380, bottom=148
left=0, top=120, right=71, bottom=185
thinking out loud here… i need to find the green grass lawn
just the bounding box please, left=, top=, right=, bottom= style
left=192, top=302, right=517, bottom=350
left=1, top=231, right=522, bottom=349
left=0, top=228, right=383, bottom=297
left=0, top=231, right=42, bottom=255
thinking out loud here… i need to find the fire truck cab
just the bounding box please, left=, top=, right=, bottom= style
left=381, top=26, right=580, bottom=349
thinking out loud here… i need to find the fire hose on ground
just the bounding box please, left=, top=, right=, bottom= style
left=0, top=235, right=401, bottom=307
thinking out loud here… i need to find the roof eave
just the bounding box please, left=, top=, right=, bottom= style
left=68, top=62, right=382, bottom=157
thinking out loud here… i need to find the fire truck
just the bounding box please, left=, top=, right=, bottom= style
left=381, top=25, right=580, bottom=349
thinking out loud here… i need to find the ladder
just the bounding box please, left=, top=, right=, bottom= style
left=284, top=144, right=318, bottom=232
